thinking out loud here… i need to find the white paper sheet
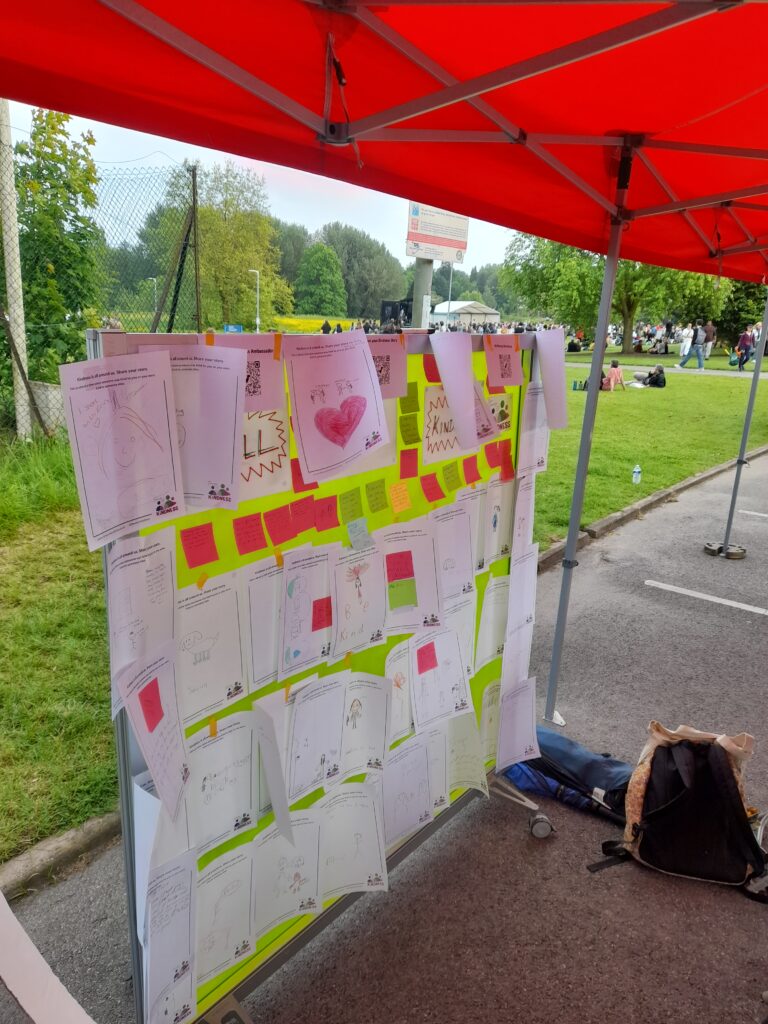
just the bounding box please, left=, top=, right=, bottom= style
left=284, top=331, right=389, bottom=483
left=512, top=474, right=536, bottom=557
left=384, top=639, right=414, bottom=745
left=448, top=712, right=489, bottom=797
left=252, top=812, right=321, bottom=935
left=455, top=483, right=488, bottom=573
left=429, top=332, right=477, bottom=449
left=484, top=475, right=514, bottom=565
left=145, top=850, right=197, bottom=1024
left=186, top=712, right=260, bottom=854
left=535, top=328, right=568, bottom=429
left=137, top=770, right=193, bottom=868
left=176, top=574, right=248, bottom=723
left=429, top=504, right=475, bottom=603
left=243, top=559, right=282, bottom=689
left=409, top=629, right=471, bottom=732
left=479, top=681, right=501, bottom=764
left=483, top=334, right=524, bottom=388
left=375, top=519, right=443, bottom=634
left=212, top=335, right=284, bottom=412
left=518, top=382, right=550, bottom=475
left=132, top=780, right=162, bottom=943
left=329, top=544, right=387, bottom=658
left=382, top=733, right=433, bottom=848
left=239, top=407, right=292, bottom=498
left=278, top=546, right=334, bottom=679
left=367, top=335, right=408, bottom=398
left=475, top=575, right=510, bottom=672
left=319, top=783, right=388, bottom=898
left=116, top=643, right=188, bottom=819
left=107, top=532, right=175, bottom=717
left=348, top=398, right=398, bottom=474
left=426, top=726, right=449, bottom=813
left=196, top=848, right=254, bottom=985
left=496, top=675, right=540, bottom=771
left=442, top=593, right=477, bottom=679
left=422, top=381, right=499, bottom=465
left=142, top=344, right=247, bottom=510
left=507, top=544, right=539, bottom=637
left=341, top=672, right=391, bottom=777
left=501, top=621, right=534, bottom=687
left=252, top=694, right=293, bottom=843
left=59, top=352, right=186, bottom=550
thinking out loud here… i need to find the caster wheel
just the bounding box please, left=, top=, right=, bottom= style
left=703, top=542, right=722, bottom=556
left=724, top=545, right=746, bottom=560
left=529, top=813, right=553, bottom=839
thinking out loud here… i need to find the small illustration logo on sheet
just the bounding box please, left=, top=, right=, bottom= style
left=208, top=483, right=232, bottom=503
left=173, top=960, right=190, bottom=982
left=155, top=494, right=179, bottom=516
left=364, top=430, right=382, bottom=450
left=367, top=873, right=385, bottom=887
left=234, top=812, right=252, bottom=831
left=226, top=681, right=244, bottom=700
left=422, top=613, right=439, bottom=627
left=173, top=1004, right=192, bottom=1023
left=234, top=939, right=251, bottom=958
left=299, top=896, right=317, bottom=911
left=366, top=757, right=383, bottom=771
left=181, top=763, right=190, bottom=784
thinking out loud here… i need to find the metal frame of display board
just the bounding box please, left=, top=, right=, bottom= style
left=86, top=326, right=536, bottom=1024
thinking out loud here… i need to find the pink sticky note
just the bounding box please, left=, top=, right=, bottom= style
left=420, top=473, right=445, bottom=503
left=232, top=512, right=268, bottom=556
left=485, top=442, right=501, bottom=469
left=138, top=677, right=164, bottom=733
left=463, top=455, right=482, bottom=485
left=264, top=505, right=296, bottom=546
left=314, top=496, right=339, bottom=532
left=400, top=448, right=419, bottom=479
left=499, top=438, right=515, bottom=482
left=180, top=523, right=219, bottom=569
left=291, top=496, right=316, bottom=533
left=312, top=596, right=333, bottom=631
left=417, top=641, right=438, bottom=675
left=386, top=550, right=415, bottom=582
left=291, top=457, right=318, bottom=493
left=423, top=353, right=441, bottom=383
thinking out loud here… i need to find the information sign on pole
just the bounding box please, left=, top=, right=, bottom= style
left=223, top=324, right=244, bottom=333
left=406, top=203, right=469, bottom=264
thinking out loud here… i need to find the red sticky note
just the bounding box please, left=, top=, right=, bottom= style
left=291, top=457, right=318, bottom=493
left=486, top=375, right=505, bottom=396
left=264, top=505, right=296, bottom=546
left=400, top=448, right=419, bottom=479
left=463, top=455, right=482, bottom=485
left=485, top=442, right=501, bottom=469
left=420, top=473, right=445, bottom=503
left=417, top=641, right=438, bottom=675
left=232, top=512, right=268, bottom=556
left=180, top=523, right=219, bottom=569
left=386, top=550, right=415, bottom=582
left=291, top=496, right=315, bottom=534
left=314, top=496, right=339, bottom=532
left=423, top=354, right=441, bottom=383
left=312, top=595, right=333, bottom=631
left=138, top=677, right=163, bottom=733
left=499, top=438, right=515, bottom=482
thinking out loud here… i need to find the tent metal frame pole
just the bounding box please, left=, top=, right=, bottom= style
left=544, top=217, right=622, bottom=724
left=715, top=292, right=768, bottom=556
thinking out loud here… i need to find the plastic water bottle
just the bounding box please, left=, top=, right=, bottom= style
left=632, top=464, right=642, bottom=485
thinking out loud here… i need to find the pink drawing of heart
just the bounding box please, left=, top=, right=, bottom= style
left=314, top=395, right=367, bottom=448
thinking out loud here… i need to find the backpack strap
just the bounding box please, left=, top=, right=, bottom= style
left=707, top=743, right=766, bottom=880
left=587, top=840, right=632, bottom=874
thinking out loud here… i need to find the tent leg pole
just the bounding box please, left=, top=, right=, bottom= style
left=544, top=219, right=622, bottom=724
left=708, top=289, right=768, bottom=559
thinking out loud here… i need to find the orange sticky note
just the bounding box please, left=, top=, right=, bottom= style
left=196, top=572, right=208, bottom=590
left=344, top=651, right=352, bottom=667
left=274, top=549, right=284, bottom=567
left=205, top=330, right=215, bottom=346
left=513, top=335, right=520, bottom=353
left=486, top=333, right=494, bottom=350
left=389, top=481, right=412, bottom=513
left=273, top=332, right=282, bottom=361
left=398, top=333, right=406, bottom=348
left=209, top=717, right=218, bottom=738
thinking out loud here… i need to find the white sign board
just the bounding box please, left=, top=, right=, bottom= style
left=406, top=203, right=469, bottom=264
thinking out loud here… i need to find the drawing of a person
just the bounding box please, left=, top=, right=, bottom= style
left=346, top=698, right=363, bottom=730
left=491, top=505, right=500, bottom=532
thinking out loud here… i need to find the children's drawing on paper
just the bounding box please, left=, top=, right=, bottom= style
left=279, top=548, right=334, bottom=679
left=422, top=382, right=499, bottom=465
left=145, top=852, right=196, bottom=1024
left=385, top=640, right=413, bottom=745
left=382, top=735, right=432, bottom=847
left=252, top=814, right=321, bottom=936
left=330, top=546, right=386, bottom=659
left=429, top=505, right=474, bottom=603
left=376, top=521, right=443, bottom=636
left=286, top=679, right=345, bottom=801
left=410, top=629, right=471, bottom=732
left=345, top=560, right=369, bottom=604
left=196, top=850, right=253, bottom=984
left=448, top=713, right=488, bottom=796
left=240, top=409, right=291, bottom=498
left=347, top=698, right=363, bottom=730
left=319, top=784, right=388, bottom=899
left=484, top=476, right=514, bottom=564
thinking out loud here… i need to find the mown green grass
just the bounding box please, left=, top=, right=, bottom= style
left=565, top=348, right=749, bottom=371
left=0, top=367, right=766, bottom=861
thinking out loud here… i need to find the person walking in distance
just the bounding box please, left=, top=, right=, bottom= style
left=677, top=319, right=706, bottom=370
left=737, top=325, right=754, bottom=371
left=679, top=322, right=693, bottom=362
left=704, top=318, right=717, bottom=359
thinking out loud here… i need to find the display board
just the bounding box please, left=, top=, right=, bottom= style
left=71, top=327, right=556, bottom=1024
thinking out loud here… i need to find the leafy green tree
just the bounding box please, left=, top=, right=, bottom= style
left=457, top=289, right=484, bottom=303
left=716, top=280, right=765, bottom=348
left=1, top=109, right=101, bottom=380
left=294, top=243, right=347, bottom=316
left=431, top=262, right=472, bottom=304
left=320, top=223, right=404, bottom=317
left=274, top=220, right=311, bottom=285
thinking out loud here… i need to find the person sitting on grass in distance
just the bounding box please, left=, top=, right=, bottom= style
left=601, top=359, right=626, bottom=392
left=632, top=364, right=666, bottom=388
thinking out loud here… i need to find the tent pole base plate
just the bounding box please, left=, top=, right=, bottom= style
left=704, top=541, right=723, bottom=556
left=723, top=544, right=747, bottom=559
left=543, top=709, right=566, bottom=727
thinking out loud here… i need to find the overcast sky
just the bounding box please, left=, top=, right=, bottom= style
left=9, top=101, right=513, bottom=272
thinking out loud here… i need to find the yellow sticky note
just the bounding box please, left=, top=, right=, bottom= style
left=389, top=481, right=412, bottom=514
left=344, top=651, right=352, bottom=667
left=273, top=333, right=282, bottom=361
left=196, top=572, right=208, bottom=589
left=205, top=330, right=215, bottom=346
left=274, top=549, right=284, bottom=567
left=284, top=682, right=291, bottom=703
left=209, top=718, right=218, bottom=738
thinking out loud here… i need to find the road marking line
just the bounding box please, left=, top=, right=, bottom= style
left=645, top=580, right=768, bottom=617
left=739, top=509, right=768, bottom=519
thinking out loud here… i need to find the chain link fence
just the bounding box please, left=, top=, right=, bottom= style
left=1, top=162, right=200, bottom=437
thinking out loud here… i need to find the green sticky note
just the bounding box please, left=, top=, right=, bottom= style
left=399, top=380, right=420, bottom=414
left=442, top=461, right=462, bottom=491
left=339, top=486, right=364, bottom=524
left=399, top=413, right=421, bottom=445
left=365, top=478, right=389, bottom=514
left=388, top=577, right=418, bottom=610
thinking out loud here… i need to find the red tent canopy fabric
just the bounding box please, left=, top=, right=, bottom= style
left=4, top=0, right=768, bottom=281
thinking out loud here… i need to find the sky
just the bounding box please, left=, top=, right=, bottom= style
left=9, top=101, right=513, bottom=272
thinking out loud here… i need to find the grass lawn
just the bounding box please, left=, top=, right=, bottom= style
left=1, top=367, right=767, bottom=862
left=565, top=348, right=753, bottom=372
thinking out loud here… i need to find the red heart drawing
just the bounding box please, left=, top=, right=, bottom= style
left=314, top=395, right=367, bottom=448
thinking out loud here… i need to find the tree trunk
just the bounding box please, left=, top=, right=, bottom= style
left=621, top=311, right=635, bottom=355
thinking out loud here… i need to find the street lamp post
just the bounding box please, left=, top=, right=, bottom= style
left=248, top=269, right=260, bottom=331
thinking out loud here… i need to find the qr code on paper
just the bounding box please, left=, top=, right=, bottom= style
left=246, top=358, right=262, bottom=397
left=499, top=353, right=512, bottom=379
left=373, top=354, right=391, bottom=387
